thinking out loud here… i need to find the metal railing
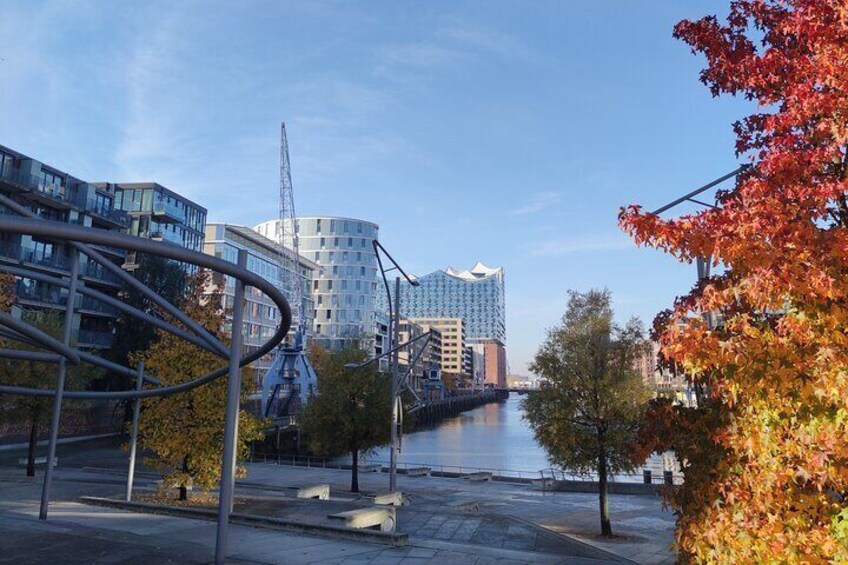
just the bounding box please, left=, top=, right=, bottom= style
left=249, top=452, right=685, bottom=485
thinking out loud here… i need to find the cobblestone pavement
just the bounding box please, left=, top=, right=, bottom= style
left=0, top=438, right=676, bottom=564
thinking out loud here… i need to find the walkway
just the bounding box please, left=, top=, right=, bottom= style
left=0, top=438, right=676, bottom=564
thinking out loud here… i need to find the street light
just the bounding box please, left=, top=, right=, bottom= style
left=345, top=320, right=431, bottom=493
left=649, top=165, right=748, bottom=405
left=345, top=240, right=424, bottom=493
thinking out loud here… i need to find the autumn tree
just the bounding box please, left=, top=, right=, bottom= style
left=133, top=270, right=262, bottom=500
left=0, top=276, right=100, bottom=476
left=620, top=1, right=848, bottom=561
left=300, top=341, right=391, bottom=492
left=523, top=289, right=652, bottom=537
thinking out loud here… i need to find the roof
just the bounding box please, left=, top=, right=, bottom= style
left=206, top=223, right=318, bottom=270
left=444, top=262, right=504, bottom=281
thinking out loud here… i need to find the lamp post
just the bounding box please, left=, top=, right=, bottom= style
left=338, top=240, right=423, bottom=492
left=650, top=165, right=748, bottom=405
left=344, top=330, right=430, bottom=491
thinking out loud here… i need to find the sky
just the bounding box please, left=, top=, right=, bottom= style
left=0, top=1, right=753, bottom=374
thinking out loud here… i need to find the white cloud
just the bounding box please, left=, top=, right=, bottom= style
left=528, top=233, right=633, bottom=257
left=511, top=191, right=565, bottom=215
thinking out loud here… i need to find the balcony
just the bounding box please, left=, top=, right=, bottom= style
left=15, top=279, right=67, bottom=308
left=78, top=295, right=119, bottom=317
left=75, top=329, right=115, bottom=349
left=85, top=197, right=131, bottom=229
left=81, top=260, right=123, bottom=286
left=0, top=241, right=72, bottom=272
left=152, top=199, right=184, bottom=224
left=0, top=167, right=78, bottom=209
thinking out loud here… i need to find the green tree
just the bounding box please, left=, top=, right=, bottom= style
left=96, top=254, right=187, bottom=392
left=132, top=270, right=263, bottom=500
left=301, top=341, right=391, bottom=492
left=523, top=289, right=652, bottom=537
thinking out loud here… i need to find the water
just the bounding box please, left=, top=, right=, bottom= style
left=368, top=393, right=550, bottom=475
left=358, top=393, right=680, bottom=482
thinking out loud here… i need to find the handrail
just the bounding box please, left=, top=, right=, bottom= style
left=249, top=452, right=684, bottom=485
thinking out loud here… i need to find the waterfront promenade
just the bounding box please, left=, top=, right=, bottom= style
left=0, top=439, right=675, bottom=564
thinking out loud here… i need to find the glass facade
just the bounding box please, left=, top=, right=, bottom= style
left=0, top=143, right=127, bottom=349
left=255, top=216, right=380, bottom=350
left=112, top=183, right=207, bottom=253
left=204, top=224, right=316, bottom=386
left=380, top=263, right=506, bottom=344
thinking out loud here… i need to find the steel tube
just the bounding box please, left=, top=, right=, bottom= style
left=0, top=214, right=291, bottom=358
left=126, top=361, right=145, bottom=501
left=390, top=276, right=401, bottom=493
left=215, top=250, right=247, bottom=564
left=39, top=248, right=79, bottom=520
left=0, top=263, right=225, bottom=357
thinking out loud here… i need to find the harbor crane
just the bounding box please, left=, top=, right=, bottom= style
left=261, top=123, right=317, bottom=418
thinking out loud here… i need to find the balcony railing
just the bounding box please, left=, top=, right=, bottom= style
left=0, top=241, right=72, bottom=271
left=78, top=295, right=119, bottom=317
left=75, top=329, right=115, bottom=348
left=0, top=166, right=129, bottom=224
left=82, top=261, right=123, bottom=285
left=85, top=197, right=131, bottom=228
left=0, top=167, right=78, bottom=206
left=152, top=199, right=184, bottom=223
left=15, top=280, right=67, bottom=307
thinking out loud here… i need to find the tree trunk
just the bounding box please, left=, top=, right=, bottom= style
left=350, top=445, right=359, bottom=493
left=179, top=455, right=189, bottom=501
left=598, top=447, right=612, bottom=537
left=26, top=407, right=40, bottom=478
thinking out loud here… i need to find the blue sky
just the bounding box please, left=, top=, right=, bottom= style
left=0, top=1, right=750, bottom=373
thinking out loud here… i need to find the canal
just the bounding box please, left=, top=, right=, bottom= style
left=370, top=392, right=548, bottom=475
left=359, top=392, right=679, bottom=482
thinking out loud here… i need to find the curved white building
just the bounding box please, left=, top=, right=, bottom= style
left=255, top=216, right=380, bottom=350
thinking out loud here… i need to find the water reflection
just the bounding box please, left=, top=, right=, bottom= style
left=359, top=393, right=679, bottom=481
left=368, top=393, right=551, bottom=473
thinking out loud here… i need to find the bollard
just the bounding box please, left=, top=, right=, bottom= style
left=663, top=470, right=674, bottom=486
left=643, top=469, right=652, bottom=484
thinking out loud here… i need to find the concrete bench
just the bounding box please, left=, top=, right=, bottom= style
left=297, top=484, right=330, bottom=500
left=447, top=500, right=479, bottom=513
left=328, top=506, right=396, bottom=532
left=360, top=463, right=382, bottom=473
left=466, top=471, right=493, bottom=482
left=372, top=492, right=404, bottom=506
left=406, top=467, right=431, bottom=477
left=18, top=456, right=57, bottom=468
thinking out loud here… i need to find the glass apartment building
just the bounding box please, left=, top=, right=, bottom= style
left=100, top=182, right=207, bottom=268
left=384, top=262, right=506, bottom=344
left=0, top=143, right=130, bottom=349
left=255, top=216, right=380, bottom=351
left=204, top=224, right=317, bottom=385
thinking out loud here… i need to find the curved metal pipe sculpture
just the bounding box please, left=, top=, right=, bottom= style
left=0, top=216, right=291, bottom=398
left=0, top=206, right=291, bottom=564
